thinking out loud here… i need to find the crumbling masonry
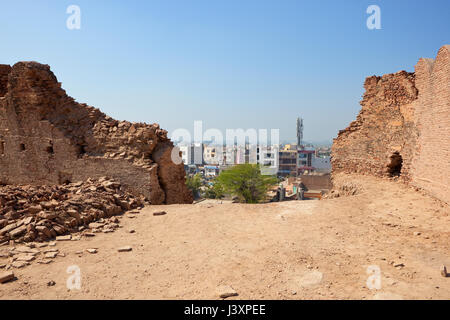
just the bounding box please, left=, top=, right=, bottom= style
left=332, top=45, right=450, bottom=204
left=0, top=62, right=193, bottom=205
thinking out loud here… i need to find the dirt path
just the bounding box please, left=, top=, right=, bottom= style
left=1, top=175, right=450, bottom=300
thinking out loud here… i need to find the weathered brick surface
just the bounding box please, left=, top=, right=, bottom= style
left=0, top=65, right=11, bottom=97
left=0, top=62, right=193, bottom=204
left=300, top=174, right=332, bottom=191
left=410, top=45, right=450, bottom=204
left=332, top=45, right=450, bottom=204
left=332, top=71, right=418, bottom=180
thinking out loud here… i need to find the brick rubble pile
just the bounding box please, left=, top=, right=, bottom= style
left=0, top=177, right=144, bottom=244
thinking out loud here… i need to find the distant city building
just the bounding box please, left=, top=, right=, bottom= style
left=311, top=156, right=331, bottom=172
left=223, top=145, right=236, bottom=165
left=235, top=145, right=246, bottom=164
left=203, top=145, right=218, bottom=164
left=179, top=145, right=191, bottom=165
left=179, top=143, right=204, bottom=165
left=204, top=165, right=220, bottom=177
left=257, top=146, right=277, bottom=166
left=297, top=149, right=315, bottom=175
left=315, top=147, right=332, bottom=158
left=279, top=146, right=298, bottom=176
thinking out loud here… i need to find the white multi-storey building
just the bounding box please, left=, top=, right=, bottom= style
left=178, top=143, right=203, bottom=165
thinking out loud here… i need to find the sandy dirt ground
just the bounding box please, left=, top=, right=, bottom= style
left=1, top=174, right=450, bottom=300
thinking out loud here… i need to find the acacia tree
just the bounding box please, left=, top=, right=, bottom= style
left=216, top=164, right=277, bottom=203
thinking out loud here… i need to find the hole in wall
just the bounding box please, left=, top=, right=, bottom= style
left=58, top=171, right=72, bottom=185
left=388, top=152, right=403, bottom=177
left=76, top=143, right=87, bottom=158
left=19, top=143, right=25, bottom=151
left=46, top=141, right=54, bottom=154
left=0, top=141, right=4, bottom=155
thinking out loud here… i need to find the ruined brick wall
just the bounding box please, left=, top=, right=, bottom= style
left=332, top=71, right=419, bottom=180
left=300, top=174, right=332, bottom=191
left=0, top=62, right=193, bottom=204
left=332, top=45, right=450, bottom=204
left=410, top=45, right=450, bottom=204
left=0, top=65, right=11, bottom=97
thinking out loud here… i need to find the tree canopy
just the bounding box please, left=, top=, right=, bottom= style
left=185, top=173, right=202, bottom=199
left=216, top=164, right=277, bottom=203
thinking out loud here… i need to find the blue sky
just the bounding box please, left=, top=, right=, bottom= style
left=0, top=0, right=449, bottom=144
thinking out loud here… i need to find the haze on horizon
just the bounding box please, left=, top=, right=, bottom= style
left=0, top=0, right=449, bottom=144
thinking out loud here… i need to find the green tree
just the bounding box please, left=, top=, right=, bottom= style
left=204, top=181, right=225, bottom=199
left=216, top=164, right=277, bottom=203
left=185, top=173, right=202, bottom=198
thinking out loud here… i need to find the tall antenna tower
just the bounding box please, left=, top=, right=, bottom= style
left=296, top=117, right=303, bottom=148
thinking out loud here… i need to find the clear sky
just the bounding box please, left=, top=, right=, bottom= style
left=1, top=0, right=449, bottom=144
